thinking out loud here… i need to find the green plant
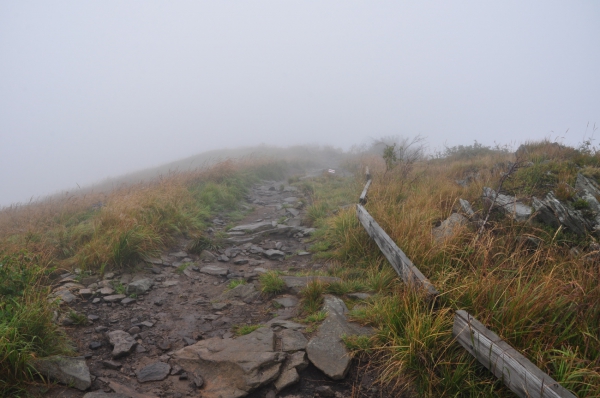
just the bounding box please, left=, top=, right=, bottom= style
left=68, top=311, right=88, bottom=326
left=300, top=281, right=326, bottom=314
left=112, top=281, right=126, bottom=295
left=259, top=271, right=285, bottom=295
left=227, top=279, right=246, bottom=290
left=232, top=324, right=262, bottom=336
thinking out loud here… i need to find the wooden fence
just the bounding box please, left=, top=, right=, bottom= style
left=356, top=172, right=575, bottom=398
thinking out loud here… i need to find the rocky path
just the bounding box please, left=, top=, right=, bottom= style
left=40, top=178, right=383, bottom=398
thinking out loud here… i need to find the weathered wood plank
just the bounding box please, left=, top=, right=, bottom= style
left=356, top=204, right=438, bottom=297
left=453, top=310, right=576, bottom=398
left=365, top=166, right=371, bottom=181
left=359, top=179, right=372, bottom=204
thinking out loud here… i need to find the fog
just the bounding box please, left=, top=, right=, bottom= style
left=1, top=1, right=599, bottom=206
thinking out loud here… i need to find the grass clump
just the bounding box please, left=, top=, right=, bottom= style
left=227, top=279, right=246, bottom=290
left=233, top=324, right=262, bottom=336
left=0, top=252, right=70, bottom=396
left=259, top=271, right=285, bottom=295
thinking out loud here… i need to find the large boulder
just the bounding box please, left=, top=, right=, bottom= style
left=432, top=213, right=467, bottom=243
left=33, top=355, right=91, bottom=391
left=306, top=296, right=372, bottom=380
left=126, top=278, right=154, bottom=295
left=172, top=327, right=286, bottom=398
left=483, top=187, right=532, bottom=221
left=532, top=192, right=591, bottom=236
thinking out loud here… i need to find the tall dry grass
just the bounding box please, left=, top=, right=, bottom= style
left=317, top=144, right=600, bottom=396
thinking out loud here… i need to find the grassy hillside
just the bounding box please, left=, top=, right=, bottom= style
left=2, top=140, right=600, bottom=397
left=306, top=140, right=600, bottom=397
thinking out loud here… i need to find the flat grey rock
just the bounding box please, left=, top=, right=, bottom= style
left=137, top=361, right=171, bottom=383
left=286, top=208, right=300, bottom=217
left=218, top=283, right=260, bottom=303
left=266, top=318, right=305, bottom=331
left=229, top=221, right=274, bottom=233
left=200, top=265, right=229, bottom=276
left=432, top=213, right=466, bottom=243
left=264, top=249, right=285, bottom=260
left=483, top=187, right=532, bottom=221
left=280, top=329, right=308, bottom=352
left=306, top=296, right=372, bottom=380
left=52, top=289, right=76, bottom=304
left=126, top=278, right=154, bottom=295
left=273, top=296, right=298, bottom=308
left=107, top=330, right=137, bottom=359
left=33, top=355, right=91, bottom=391
left=173, top=327, right=286, bottom=398
left=98, top=287, right=115, bottom=296
left=347, top=292, right=372, bottom=300
left=103, top=294, right=126, bottom=302
left=170, top=251, right=188, bottom=258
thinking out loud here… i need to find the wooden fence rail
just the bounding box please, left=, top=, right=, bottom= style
left=356, top=203, right=438, bottom=297
left=454, top=311, right=575, bottom=398
left=355, top=171, right=575, bottom=398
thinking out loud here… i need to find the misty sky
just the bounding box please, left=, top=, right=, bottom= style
left=1, top=1, right=599, bottom=206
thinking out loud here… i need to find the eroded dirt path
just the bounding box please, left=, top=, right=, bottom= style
left=42, top=177, right=384, bottom=398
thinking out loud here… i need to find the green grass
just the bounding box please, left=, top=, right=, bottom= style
left=259, top=271, right=285, bottom=295
left=227, top=279, right=246, bottom=290
left=0, top=252, right=71, bottom=396
left=232, top=324, right=262, bottom=336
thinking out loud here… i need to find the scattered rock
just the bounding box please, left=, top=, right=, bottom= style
left=51, top=289, right=77, bottom=304
left=103, top=294, right=126, bottom=303
left=99, top=287, right=115, bottom=296
left=229, top=222, right=274, bottom=233
left=137, top=361, right=171, bottom=383
left=126, top=278, right=154, bottom=295
left=107, top=330, right=137, bottom=358
left=217, top=255, right=230, bottom=262
left=306, top=296, right=372, bottom=380
left=173, top=327, right=286, bottom=398
left=199, top=250, right=217, bottom=261
left=33, top=355, right=91, bottom=391
left=218, top=283, right=260, bottom=303
left=79, top=289, right=93, bottom=299
left=101, top=360, right=122, bottom=370
left=273, top=296, right=298, bottom=308
left=200, top=265, right=229, bottom=276
left=89, top=341, right=102, bottom=350
left=234, top=258, right=249, bottom=265
left=280, top=329, right=308, bottom=352
left=264, top=249, right=285, bottom=260
left=347, top=292, right=371, bottom=300
left=483, top=187, right=532, bottom=221
left=432, top=213, right=467, bottom=243
left=459, top=198, right=475, bottom=218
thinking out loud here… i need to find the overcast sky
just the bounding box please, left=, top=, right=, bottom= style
left=1, top=1, right=599, bottom=206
